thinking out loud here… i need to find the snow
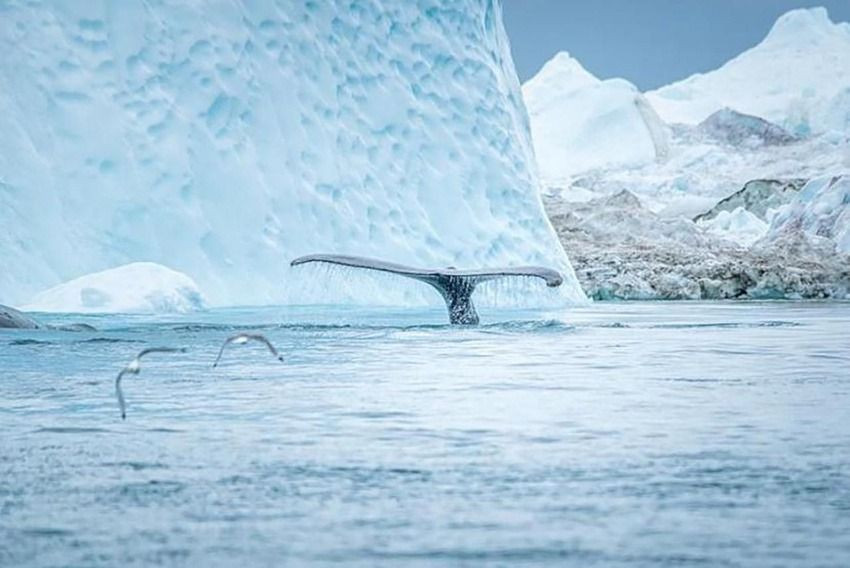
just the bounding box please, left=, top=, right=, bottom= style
left=23, top=262, right=207, bottom=314
left=647, top=7, right=850, bottom=135
left=522, top=52, right=669, bottom=183
left=0, top=0, right=585, bottom=310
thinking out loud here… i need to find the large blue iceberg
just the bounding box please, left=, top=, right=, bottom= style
left=0, top=0, right=584, bottom=308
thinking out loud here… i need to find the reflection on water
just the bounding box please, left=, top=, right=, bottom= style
left=1, top=302, right=850, bottom=567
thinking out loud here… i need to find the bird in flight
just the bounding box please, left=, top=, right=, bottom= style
left=115, top=347, right=186, bottom=419
left=212, top=333, right=285, bottom=368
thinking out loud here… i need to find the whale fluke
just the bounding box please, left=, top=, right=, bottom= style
left=290, top=254, right=563, bottom=325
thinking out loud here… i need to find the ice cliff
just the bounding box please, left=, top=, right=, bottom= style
left=0, top=0, right=584, bottom=309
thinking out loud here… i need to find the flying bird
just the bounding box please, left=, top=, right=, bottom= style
left=115, top=347, right=186, bottom=420
left=212, top=333, right=285, bottom=368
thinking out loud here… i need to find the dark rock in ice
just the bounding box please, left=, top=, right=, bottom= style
left=697, top=108, right=798, bottom=147
left=694, top=178, right=808, bottom=223
left=0, top=304, right=41, bottom=329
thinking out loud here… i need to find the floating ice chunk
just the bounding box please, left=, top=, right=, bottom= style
left=24, top=263, right=207, bottom=314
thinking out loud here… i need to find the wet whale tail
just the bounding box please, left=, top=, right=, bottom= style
left=290, top=254, right=563, bottom=325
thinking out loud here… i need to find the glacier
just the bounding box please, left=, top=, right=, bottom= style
left=525, top=7, right=850, bottom=300
left=698, top=208, right=769, bottom=248
left=0, top=0, right=585, bottom=310
left=768, top=175, right=850, bottom=254
left=646, top=7, right=850, bottom=135
left=546, top=189, right=850, bottom=301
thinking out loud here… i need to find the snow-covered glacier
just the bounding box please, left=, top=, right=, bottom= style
left=526, top=8, right=850, bottom=206
left=0, top=0, right=584, bottom=309
left=647, top=7, right=850, bottom=135
left=524, top=7, right=850, bottom=301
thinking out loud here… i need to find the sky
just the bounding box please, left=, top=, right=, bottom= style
left=503, top=0, right=850, bottom=90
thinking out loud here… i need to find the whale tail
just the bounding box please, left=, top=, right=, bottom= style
left=290, top=254, right=563, bottom=325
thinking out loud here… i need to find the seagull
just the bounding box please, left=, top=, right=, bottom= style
left=115, top=347, right=186, bottom=420
left=212, top=333, right=285, bottom=368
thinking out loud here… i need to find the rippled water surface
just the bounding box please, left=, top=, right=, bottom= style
left=2, top=302, right=849, bottom=567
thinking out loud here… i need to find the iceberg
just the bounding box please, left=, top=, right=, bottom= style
left=23, top=262, right=207, bottom=314
left=522, top=52, right=669, bottom=183
left=0, top=0, right=584, bottom=309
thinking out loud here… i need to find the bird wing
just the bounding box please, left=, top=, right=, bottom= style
left=118, top=348, right=183, bottom=418
left=213, top=334, right=284, bottom=366
left=115, top=368, right=130, bottom=420
left=248, top=334, right=282, bottom=359
left=212, top=336, right=240, bottom=368
left=138, top=346, right=185, bottom=359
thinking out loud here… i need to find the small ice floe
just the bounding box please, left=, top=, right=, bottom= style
left=25, top=262, right=207, bottom=314
left=212, top=334, right=285, bottom=368
left=115, top=347, right=186, bottom=420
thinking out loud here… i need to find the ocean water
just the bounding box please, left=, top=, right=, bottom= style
left=1, top=302, right=849, bottom=567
